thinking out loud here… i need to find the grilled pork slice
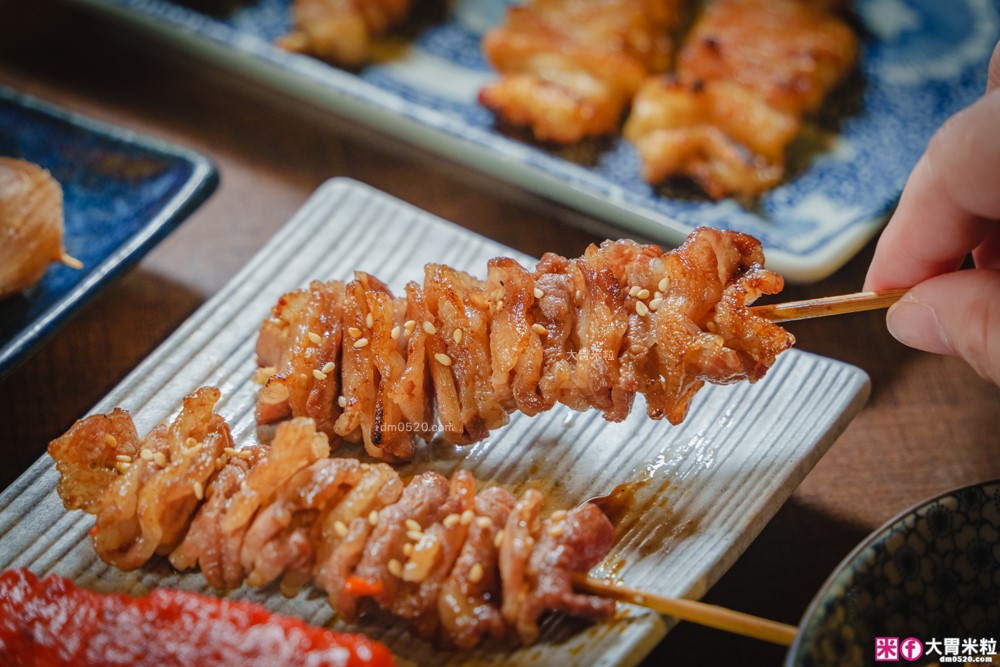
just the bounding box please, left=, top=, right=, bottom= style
left=256, top=228, right=795, bottom=457
left=50, top=394, right=618, bottom=648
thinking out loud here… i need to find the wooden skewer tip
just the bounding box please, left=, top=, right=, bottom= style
left=573, top=575, right=798, bottom=647
left=750, top=287, right=909, bottom=323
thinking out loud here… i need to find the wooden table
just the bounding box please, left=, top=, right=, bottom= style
left=2, top=3, right=999, bottom=664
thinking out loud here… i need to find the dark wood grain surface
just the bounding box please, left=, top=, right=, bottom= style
left=2, top=2, right=999, bottom=664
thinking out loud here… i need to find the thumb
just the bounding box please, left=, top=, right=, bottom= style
left=885, top=270, right=1000, bottom=385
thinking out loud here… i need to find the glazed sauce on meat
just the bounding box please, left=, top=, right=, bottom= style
left=0, top=568, right=395, bottom=667
left=589, top=477, right=700, bottom=563
left=589, top=478, right=653, bottom=527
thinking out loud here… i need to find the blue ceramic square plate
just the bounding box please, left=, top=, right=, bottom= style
left=0, top=86, right=217, bottom=380
left=75, top=0, right=997, bottom=281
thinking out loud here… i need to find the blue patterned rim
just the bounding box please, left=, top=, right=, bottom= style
left=786, top=479, right=1000, bottom=666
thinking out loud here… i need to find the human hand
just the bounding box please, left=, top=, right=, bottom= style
left=864, top=41, right=1000, bottom=385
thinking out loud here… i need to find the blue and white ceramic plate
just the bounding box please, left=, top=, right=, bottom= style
left=787, top=479, right=1000, bottom=667
left=75, top=0, right=998, bottom=281
left=0, top=86, right=217, bottom=380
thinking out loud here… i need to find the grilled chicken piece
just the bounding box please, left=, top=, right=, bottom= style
left=624, top=0, right=858, bottom=198
left=0, top=158, right=81, bottom=298
left=480, top=0, right=689, bottom=143
left=277, top=0, right=415, bottom=67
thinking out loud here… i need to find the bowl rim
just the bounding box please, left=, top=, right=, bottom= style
left=784, top=477, right=1000, bottom=665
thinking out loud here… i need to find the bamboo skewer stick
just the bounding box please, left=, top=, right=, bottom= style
left=749, top=287, right=908, bottom=323
left=573, top=575, right=798, bottom=646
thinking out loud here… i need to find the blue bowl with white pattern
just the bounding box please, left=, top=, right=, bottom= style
left=786, top=480, right=1000, bottom=667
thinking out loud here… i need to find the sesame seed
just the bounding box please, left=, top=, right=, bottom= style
left=423, top=321, right=437, bottom=335
left=334, top=521, right=348, bottom=538
left=365, top=313, right=373, bottom=328
left=496, top=300, right=504, bottom=311
left=443, top=513, right=460, bottom=528
left=654, top=291, right=662, bottom=299
left=636, top=288, right=650, bottom=300
left=182, top=443, right=201, bottom=457
left=476, top=516, right=492, bottom=529
left=139, top=449, right=154, bottom=461
left=404, top=566, right=428, bottom=584
left=649, top=298, right=663, bottom=311
left=636, top=301, right=650, bottom=316
left=390, top=326, right=400, bottom=340
left=322, top=362, right=336, bottom=374
left=353, top=337, right=369, bottom=349
left=534, top=287, right=544, bottom=299
left=193, top=481, right=204, bottom=500
left=658, top=277, right=669, bottom=292
left=115, top=454, right=132, bottom=463
left=115, top=461, right=131, bottom=474
left=153, top=452, right=167, bottom=467
left=551, top=510, right=568, bottom=521
left=388, top=559, right=403, bottom=578
left=468, top=563, right=484, bottom=584
left=215, top=457, right=225, bottom=470
left=312, top=369, right=328, bottom=381
left=460, top=510, right=475, bottom=526
left=548, top=524, right=565, bottom=537
left=404, top=319, right=416, bottom=331
left=307, top=332, right=322, bottom=344
left=403, top=543, right=413, bottom=557
left=494, top=530, right=505, bottom=548
left=575, top=290, right=583, bottom=302
left=253, top=366, right=276, bottom=384
left=224, top=447, right=239, bottom=457
left=105, top=434, right=117, bottom=447
left=405, top=519, right=421, bottom=532
left=237, top=450, right=253, bottom=460
left=434, top=352, right=452, bottom=367
left=348, top=327, right=362, bottom=339
left=368, top=510, right=379, bottom=526
left=531, top=323, right=547, bottom=336
left=338, top=396, right=347, bottom=408
left=453, top=328, right=463, bottom=344
left=406, top=530, right=424, bottom=542
left=299, top=373, right=307, bottom=380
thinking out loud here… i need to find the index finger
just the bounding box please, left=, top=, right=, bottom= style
left=864, top=87, right=1000, bottom=291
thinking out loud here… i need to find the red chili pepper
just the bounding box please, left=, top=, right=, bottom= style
left=0, top=568, right=395, bottom=667
left=344, top=576, right=385, bottom=598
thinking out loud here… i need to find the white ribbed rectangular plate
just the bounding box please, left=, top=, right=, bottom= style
left=0, top=179, right=870, bottom=667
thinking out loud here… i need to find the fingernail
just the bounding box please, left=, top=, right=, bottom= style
left=886, top=296, right=954, bottom=355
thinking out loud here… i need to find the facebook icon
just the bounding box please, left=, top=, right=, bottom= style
left=900, top=637, right=924, bottom=661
